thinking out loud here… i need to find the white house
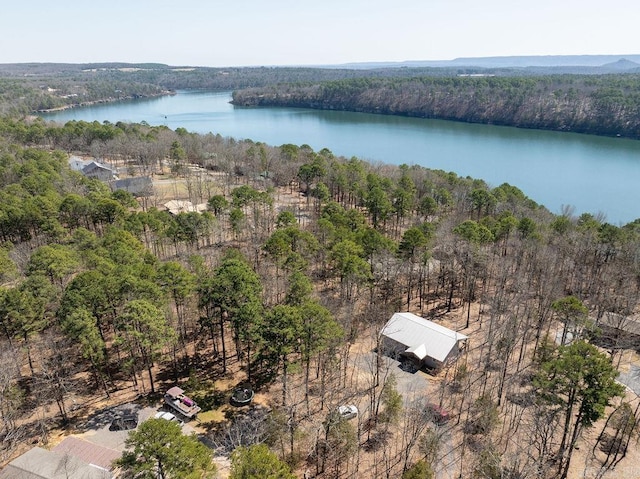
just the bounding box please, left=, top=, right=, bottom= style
left=82, top=161, right=118, bottom=181
left=380, top=312, right=468, bottom=370
left=68, top=156, right=118, bottom=182
left=68, top=155, right=89, bottom=172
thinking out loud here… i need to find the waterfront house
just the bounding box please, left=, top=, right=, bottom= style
left=380, top=312, right=468, bottom=371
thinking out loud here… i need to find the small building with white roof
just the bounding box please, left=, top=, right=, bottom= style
left=380, top=312, right=468, bottom=371
left=163, top=200, right=208, bottom=215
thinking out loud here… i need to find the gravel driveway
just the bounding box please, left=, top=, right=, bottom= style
left=78, top=402, right=197, bottom=452
left=352, top=350, right=434, bottom=406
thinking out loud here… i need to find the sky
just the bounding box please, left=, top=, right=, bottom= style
left=2, top=0, right=639, bottom=67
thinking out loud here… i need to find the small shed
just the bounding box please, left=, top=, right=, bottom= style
left=380, top=312, right=468, bottom=370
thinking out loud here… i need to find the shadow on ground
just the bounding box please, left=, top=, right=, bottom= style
left=82, top=403, right=145, bottom=432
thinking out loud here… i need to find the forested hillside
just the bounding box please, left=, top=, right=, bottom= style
left=0, top=117, right=639, bottom=478
left=0, top=63, right=463, bottom=116
left=232, top=75, right=640, bottom=139
left=4, top=63, right=640, bottom=141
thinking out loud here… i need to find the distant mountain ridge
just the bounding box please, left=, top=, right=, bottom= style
left=600, top=58, right=640, bottom=70
left=338, top=55, right=640, bottom=70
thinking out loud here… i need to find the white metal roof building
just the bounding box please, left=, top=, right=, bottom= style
left=380, top=312, right=468, bottom=370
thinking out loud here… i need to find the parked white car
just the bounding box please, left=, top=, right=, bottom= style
left=336, top=405, right=358, bottom=420
left=154, top=411, right=184, bottom=426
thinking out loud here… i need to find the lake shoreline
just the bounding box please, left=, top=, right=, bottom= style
left=35, top=90, right=175, bottom=114
left=231, top=96, right=639, bottom=142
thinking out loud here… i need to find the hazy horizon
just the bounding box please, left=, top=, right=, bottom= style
left=4, top=53, right=640, bottom=70
left=2, top=1, right=639, bottom=68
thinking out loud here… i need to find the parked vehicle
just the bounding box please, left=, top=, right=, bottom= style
left=108, top=413, right=138, bottom=431
left=154, top=411, right=184, bottom=426
left=425, top=403, right=450, bottom=425
left=337, top=405, right=358, bottom=420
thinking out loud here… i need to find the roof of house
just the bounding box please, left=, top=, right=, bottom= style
left=381, top=312, right=468, bottom=363
left=111, top=176, right=153, bottom=196
left=165, top=200, right=195, bottom=214
left=405, top=342, right=428, bottom=360
left=52, top=437, right=120, bottom=471
left=83, top=161, right=116, bottom=173
left=68, top=156, right=90, bottom=172
left=0, top=446, right=111, bottom=479
left=164, top=200, right=207, bottom=215
left=81, top=161, right=118, bottom=180
left=596, top=311, right=640, bottom=336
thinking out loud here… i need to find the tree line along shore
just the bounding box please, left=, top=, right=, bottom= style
left=231, top=74, right=640, bottom=140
